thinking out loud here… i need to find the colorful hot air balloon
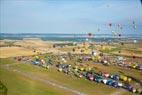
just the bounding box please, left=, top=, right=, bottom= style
left=109, top=23, right=112, bottom=27
left=118, top=34, right=121, bottom=37
left=132, top=20, right=136, bottom=31
left=88, top=33, right=93, bottom=37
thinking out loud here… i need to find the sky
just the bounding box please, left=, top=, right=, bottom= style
left=0, top=0, right=142, bottom=34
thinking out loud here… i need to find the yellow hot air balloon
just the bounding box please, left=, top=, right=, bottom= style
left=46, top=65, right=50, bottom=69
left=123, top=76, right=127, bottom=82
left=120, top=75, right=124, bottom=80
left=58, top=68, right=62, bottom=72
left=128, top=78, right=132, bottom=82
left=88, top=67, right=92, bottom=71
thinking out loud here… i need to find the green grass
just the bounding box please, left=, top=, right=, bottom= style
left=0, top=58, right=15, bottom=65
left=0, top=58, right=138, bottom=95
left=0, top=58, right=74, bottom=95
left=101, top=47, right=121, bottom=54
left=100, top=44, right=142, bottom=57
left=9, top=63, right=117, bottom=95
left=126, top=49, right=142, bottom=55
left=0, top=67, right=75, bottom=95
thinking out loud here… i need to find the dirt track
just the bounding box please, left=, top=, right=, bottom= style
left=2, top=63, right=86, bottom=95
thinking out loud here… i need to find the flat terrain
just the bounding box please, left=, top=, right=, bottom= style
left=0, top=39, right=142, bottom=95
left=0, top=47, right=36, bottom=58
left=0, top=58, right=136, bottom=95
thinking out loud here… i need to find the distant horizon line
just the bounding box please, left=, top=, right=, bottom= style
left=1, top=33, right=142, bottom=35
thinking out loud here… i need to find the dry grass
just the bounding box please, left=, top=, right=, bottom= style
left=0, top=47, right=36, bottom=58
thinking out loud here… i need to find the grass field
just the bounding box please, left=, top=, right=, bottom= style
left=0, top=58, right=75, bottom=95
left=0, top=57, right=139, bottom=95
left=0, top=42, right=142, bottom=95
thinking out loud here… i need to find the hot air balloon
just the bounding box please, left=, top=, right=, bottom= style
left=132, top=21, right=136, bottom=31
left=111, top=31, right=118, bottom=36
left=118, top=24, right=120, bottom=27
left=97, top=28, right=100, bottom=32
left=133, top=40, right=137, bottom=43
left=86, top=38, right=89, bottom=41
left=132, top=21, right=135, bottom=25
left=118, top=34, right=121, bottom=37
left=133, top=25, right=136, bottom=29
left=88, top=33, right=93, bottom=37
left=118, top=24, right=123, bottom=30
left=109, top=23, right=112, bottom=27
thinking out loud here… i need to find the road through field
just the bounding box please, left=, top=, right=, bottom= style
left=108, top=89, right=126, bottom=95
left=1, top=63, right=129, bottom=95
left=1, top=63, right=86, bottom=95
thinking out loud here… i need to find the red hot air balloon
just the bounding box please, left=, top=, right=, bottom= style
left=109, top=23, right=112, bottom=27
left=88, top=33, right=92, bottom=37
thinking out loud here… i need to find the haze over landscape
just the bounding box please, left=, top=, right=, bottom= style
left=1, top=1, right=142, bottom=95
left=0, top=0, right=142, bottom=34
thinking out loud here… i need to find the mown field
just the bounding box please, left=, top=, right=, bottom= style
left=0, top=58, right=75, bottom=95
left=1, top=57, right=140, bottom=95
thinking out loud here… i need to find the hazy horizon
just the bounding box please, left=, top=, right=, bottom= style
left=0, top=0, right=142, bottom=34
